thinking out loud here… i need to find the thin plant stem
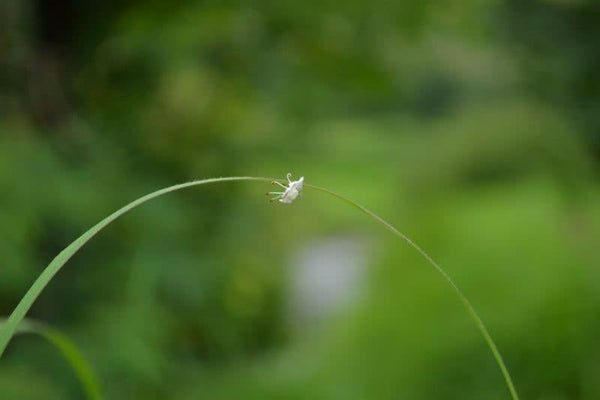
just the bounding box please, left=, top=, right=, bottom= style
left=305, top=183, right=519, bottom=400
left=0, top=176, right=519, bottom=400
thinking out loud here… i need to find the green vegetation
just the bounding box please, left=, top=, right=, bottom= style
left=1, top=319, right=103, bottom=400
left=1, top=0, right=599, bottom=399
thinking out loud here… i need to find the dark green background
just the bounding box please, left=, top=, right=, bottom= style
left=1, top=0, right=599, bottom=398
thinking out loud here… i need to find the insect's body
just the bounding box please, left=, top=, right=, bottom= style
left=267, top=173, right=304, bottom=204
left=279, top=177, right=303, bottom=203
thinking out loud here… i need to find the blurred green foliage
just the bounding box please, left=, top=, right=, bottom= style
left=1, top=0, right=599, bottom=399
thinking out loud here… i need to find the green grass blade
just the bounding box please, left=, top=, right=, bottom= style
left=0, top=175, right=519, bottom=399
left=0, top=177, right=272, bottom=357
left=1, top=318, right=103, bottom=400
left=305, top=183, right=520, bottom=400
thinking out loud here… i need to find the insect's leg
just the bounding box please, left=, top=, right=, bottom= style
left=266, top=192, right=283, bottom=204
left=272, top=181, right=287, bottom=189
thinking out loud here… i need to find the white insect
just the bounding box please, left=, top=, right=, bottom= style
left=267, top=173, right=304, bottom=204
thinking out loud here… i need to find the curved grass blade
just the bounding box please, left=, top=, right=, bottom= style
left=305, top=183, right=520, bottom=400
left=0, top=177, right=273, bottom=356
left=1, top=318, right=103, bottom=400
left=0, top=175, right=518, bottom=399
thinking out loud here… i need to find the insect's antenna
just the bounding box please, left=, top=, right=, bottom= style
left=286, top=173, right=292, bottom=183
